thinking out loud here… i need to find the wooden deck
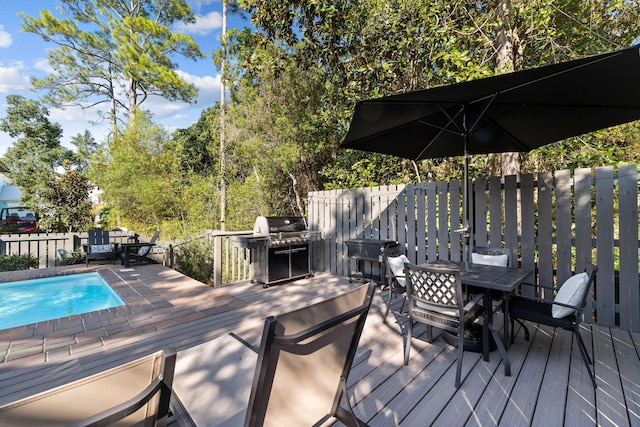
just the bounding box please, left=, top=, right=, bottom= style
left=1, top=265, right=639, bottom=426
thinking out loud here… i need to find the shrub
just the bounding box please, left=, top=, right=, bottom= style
left=57, top=251, right=86, bottom=266
left=175, top=238, right=214, bottom=285
left=0, top=254, right=39, bottom=271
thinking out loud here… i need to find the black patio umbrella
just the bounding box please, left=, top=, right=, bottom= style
left=340, top=45, right=640, bottom=265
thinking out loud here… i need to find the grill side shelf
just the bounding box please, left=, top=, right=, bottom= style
left=230, top=235, right=268, bottom=249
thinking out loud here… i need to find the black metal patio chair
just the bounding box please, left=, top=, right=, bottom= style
left=404, top=262, right=484, bottom=388
left=245, top=282, right=376, bottom=427
left=382, top=243, right=409, bottom=323
left=471, top=246, right=513, bottom=267
left=508, top=262, right=598, bottom=387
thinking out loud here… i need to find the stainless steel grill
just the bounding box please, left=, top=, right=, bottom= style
left=232, top=216, right=321, bottom=287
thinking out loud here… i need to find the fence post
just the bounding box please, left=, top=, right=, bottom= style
left=0, top=239, right=4, bottom=256
left=167, top=244, right=174, bottom=268
left=213, top=233, right=222, bottom=288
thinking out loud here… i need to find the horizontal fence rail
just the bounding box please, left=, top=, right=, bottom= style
left=308, top=164, right=640, bottom=332
left=0, top=230, right=251, bottom=289
left=2, top=165, right=638, bottom=331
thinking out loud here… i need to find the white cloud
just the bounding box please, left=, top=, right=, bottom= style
left=178, top=11, right=223, bottom=35
left=176, top=70, right=221, bottom=106
left=34, top=57, right=54, bottom=74
left=0, top=64, right=30, bottom=93
left=0, top=25, right=12, bottom=49
left=186, top=0, right=219, bottom=13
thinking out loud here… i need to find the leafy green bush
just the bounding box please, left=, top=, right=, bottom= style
left=175, top=238, right=214, bottom=285
left=56, top=251, right=86, bottom=266
left=0, top=254, right=39, bottom=271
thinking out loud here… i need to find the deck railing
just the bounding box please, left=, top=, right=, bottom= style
left=0, top=229, right=252, bottom=289
left=2, top=165, right=638, bottom=331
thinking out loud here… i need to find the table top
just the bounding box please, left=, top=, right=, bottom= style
left=427, top=260, right=533, bottom=293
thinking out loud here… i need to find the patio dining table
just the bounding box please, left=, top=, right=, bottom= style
left=427, top=261, right=533, bottom=377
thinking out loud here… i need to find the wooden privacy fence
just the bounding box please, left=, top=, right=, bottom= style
left=308, top=164, right=640, bottom=332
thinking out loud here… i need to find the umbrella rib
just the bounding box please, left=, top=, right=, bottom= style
left=416, top=104, right=465, bottom=159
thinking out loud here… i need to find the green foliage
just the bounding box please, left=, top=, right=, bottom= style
left=56, top=250, right=85, bottom=266
left=21, top=0, right=205, bottom=126
left=172, top=105, right=220, bottom=177
left=0, top=254, right=39, bottom=271
left=0, top=95, right=73, bottom=207
left=223, top=0, right=640, bottom=196
left=174, top=238, right=214, bottom=285
left=39, top=166, right=94, bottom=232
left=89, top=111, right=184, bottom=237
left=70, top=130, right=98, bottom=173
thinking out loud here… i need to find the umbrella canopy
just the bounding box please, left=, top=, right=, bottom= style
left=341, top=45, right=640, bottom=159
left=340, top=45, right=640, bottom=265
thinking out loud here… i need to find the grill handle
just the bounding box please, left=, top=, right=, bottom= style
left=273, top=247, right=308, bottom=255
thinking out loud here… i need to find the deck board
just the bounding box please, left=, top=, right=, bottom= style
left=1, top=266, right=639, bottom=426
left=500, top=324, right=553, bottom=426
left=532, top=327, right=572, bottom=427
left=611, top=328, right=640, bottom=426
left=594, top=325, right=629, bottom=426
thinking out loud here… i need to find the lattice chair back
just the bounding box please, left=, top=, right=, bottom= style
left=404, top=262, right=481, bottom=388
left=406, top=263, right=464, bottom=333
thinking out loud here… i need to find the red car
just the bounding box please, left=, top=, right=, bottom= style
left=0, top=207, right=38, bottom=233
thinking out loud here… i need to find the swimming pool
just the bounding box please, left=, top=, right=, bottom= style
left=0, top=272, right=124, bottom=330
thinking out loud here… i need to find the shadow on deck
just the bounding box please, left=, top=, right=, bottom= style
left=0, top=265, right=638, bottom=426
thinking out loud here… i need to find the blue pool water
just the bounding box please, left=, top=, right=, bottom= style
left=0, top=273, right=124, bottom=330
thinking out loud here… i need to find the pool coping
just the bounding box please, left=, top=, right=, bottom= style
left=0, top=271, right=126, bottom=330
left=0, top=263, right=245, bottom=369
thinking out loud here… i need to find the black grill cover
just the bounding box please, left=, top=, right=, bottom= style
left=345, top=239, right=401, bottom=261
left=253, top=216, right=307, bottom=235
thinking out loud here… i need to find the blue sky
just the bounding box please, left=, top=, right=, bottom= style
left=0, top=0, right=248, bottom=157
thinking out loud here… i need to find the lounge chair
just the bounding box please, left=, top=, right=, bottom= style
left=172, top=282, right=376, bottom=426
left=245, top=282, right=375, bottom=426
left=122, top=231, right=160, bottom=268
left=85, top=230, right=116, bottom=267
left=0, top=348, right=176, bottom=426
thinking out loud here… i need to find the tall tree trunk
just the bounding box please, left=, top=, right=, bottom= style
left=495, top=0, right=520, bottom=177
left=219, top=0, right=228, bottom=231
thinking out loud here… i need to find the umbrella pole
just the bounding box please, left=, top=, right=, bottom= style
left=463, top=149, right=471, bottom=271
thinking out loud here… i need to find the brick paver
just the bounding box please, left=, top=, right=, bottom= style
left=0, top=263, right=233, bottom=370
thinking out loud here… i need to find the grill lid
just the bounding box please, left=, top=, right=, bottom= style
left=253, top=216, right=307, bottom=235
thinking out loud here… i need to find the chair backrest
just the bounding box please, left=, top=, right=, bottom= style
left=245, top=282, right=375, bottom=427
left=471, top=246, right=513, bottom=267
left=0, top=348, right=176, bottom=427
left=386, top=254, right=410, bottom=287
left=88, top=230, right=110, bottom=246
left=148, top=231, right=160, bottom=245
left=405, top=263, right=464, bottom=332
left=137, top=231, right=160, bottom=257
left=578, top=262, right=598, bottom=310
left=383, top=243, right=408, bottom=287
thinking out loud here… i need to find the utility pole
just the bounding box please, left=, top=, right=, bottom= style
left=219, top=0, right=227, bottom=231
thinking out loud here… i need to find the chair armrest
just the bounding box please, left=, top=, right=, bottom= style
left=511, top=294, right=583, bottom=311
left=122, top=243, right=156, bottom=255
left=517, top=281, right=558, bottom=298
left=464, top=292, right=485, bottom=312
left=71, top=377, right=168, bottom=427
